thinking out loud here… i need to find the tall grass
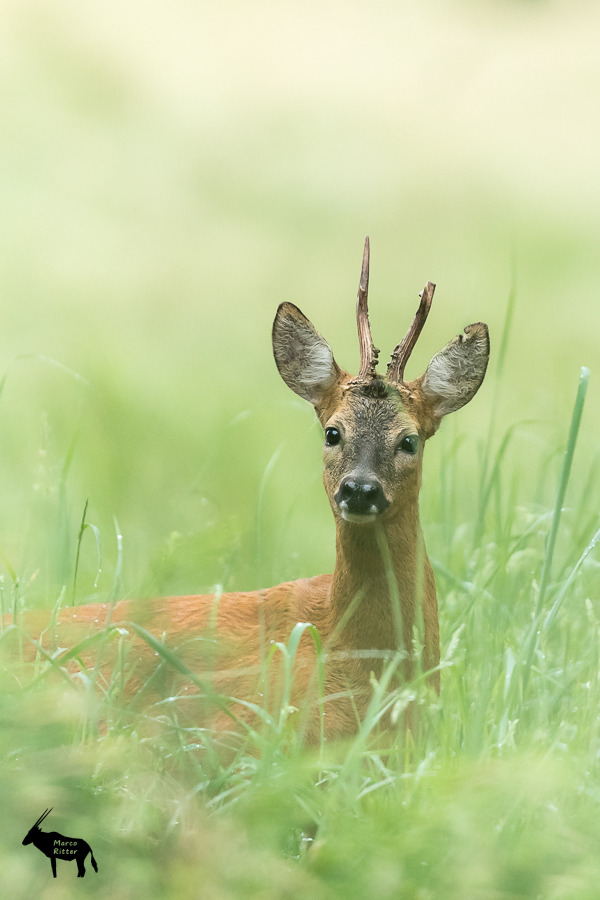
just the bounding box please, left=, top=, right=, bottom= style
left=1, top=1, right=600, bottom=895
left=1, top=343, right=600, bottom=899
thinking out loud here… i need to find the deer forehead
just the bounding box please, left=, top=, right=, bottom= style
left=327, top=382, right=417, bottom=440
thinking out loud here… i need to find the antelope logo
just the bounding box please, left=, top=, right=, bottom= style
left=22, top=808, right=98, bottom=878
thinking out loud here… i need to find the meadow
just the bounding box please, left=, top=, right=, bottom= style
left=2, top=1, right=600, bottom=897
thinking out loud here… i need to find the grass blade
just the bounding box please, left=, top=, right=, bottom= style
left=536, top=366, right=590, bottom=615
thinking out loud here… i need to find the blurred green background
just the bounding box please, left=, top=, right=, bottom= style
left=3, top=2, right=600, bottom=896
left=1, top=0, right=598, bottom=605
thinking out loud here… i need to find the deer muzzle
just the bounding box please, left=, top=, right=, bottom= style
left=334, top=476, right=390, bottom=521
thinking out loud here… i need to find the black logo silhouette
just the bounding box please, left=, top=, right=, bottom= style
left=22, top=808, right=98, bottom=878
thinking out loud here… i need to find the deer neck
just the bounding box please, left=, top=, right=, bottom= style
left=329, top=497, right=425, bottom=655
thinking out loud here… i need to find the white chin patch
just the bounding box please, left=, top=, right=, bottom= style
left=339, top=509, right=379, bottom=524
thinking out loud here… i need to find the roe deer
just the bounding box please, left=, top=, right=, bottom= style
left=13, top=239, right=489, bottom=741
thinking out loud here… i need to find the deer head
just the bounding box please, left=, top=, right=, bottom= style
left=272, top=238, right=489, bottom=525
left=22, top=808, right=53, bottom=844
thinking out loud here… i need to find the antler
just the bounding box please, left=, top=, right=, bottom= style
left=356, top=237, right=380, bottom=379
left=387, top=281, right=435, bottom=384
left=34, top=808, right=53, bottom=828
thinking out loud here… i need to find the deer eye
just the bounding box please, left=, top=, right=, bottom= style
left=325, top=427, right=341, bottom=446
left=398, top=434, right=419, bottom=455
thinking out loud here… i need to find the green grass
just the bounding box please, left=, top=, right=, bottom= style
left=2, top=349, right=600, bottom=899
left=3, top=1, right=600, bottom=896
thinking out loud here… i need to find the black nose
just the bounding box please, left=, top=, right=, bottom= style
left=334, top=477, right=389, bottom=517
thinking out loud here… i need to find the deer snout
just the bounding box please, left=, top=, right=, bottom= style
left=334, top=476, right=390, bottom=520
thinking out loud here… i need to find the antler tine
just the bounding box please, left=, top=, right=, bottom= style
left=387, top=280, right=435, bottom=384
left=356, top=236, right=380, bottom=379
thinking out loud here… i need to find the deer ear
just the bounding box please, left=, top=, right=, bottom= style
left=272, top=302, right=344, bottom=404
left=420, top=322, right=489, bottom=417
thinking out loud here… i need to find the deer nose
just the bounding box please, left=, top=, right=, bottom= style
left=334, top=477, right=389, bottom=518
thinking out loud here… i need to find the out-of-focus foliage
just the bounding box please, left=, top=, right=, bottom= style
left=2, top=0, right=600, bottom=897
left=1, top=0, right=599, bottom=601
